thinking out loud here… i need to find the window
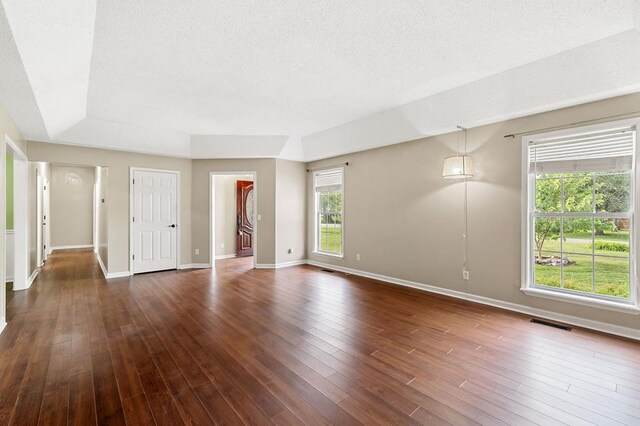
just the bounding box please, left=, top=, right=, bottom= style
left=524, top=122, right=638, bottom=307
left=314, top=168, right=343, bottom=256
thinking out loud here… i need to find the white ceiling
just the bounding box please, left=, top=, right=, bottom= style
left=1, top=0, right=640, bottom=161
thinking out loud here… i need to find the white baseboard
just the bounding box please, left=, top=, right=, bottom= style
left=26, top=268, right=39, bottom=289
left=106, top=271, right=132, bottom=279
left=214, top=254, right=236, bottom=260
left=0, top=318, right=6, bottom=335
left=178, top=263, right=211, bottom=270
left=306, top=260, right=640, bottom=342
left=97, top=254, right=108, bottom=278
left=97, top=254, right=132, bottom=279
left=51, top=244, right=94, bottom=251
left=256, top=260, right=307, bottom=269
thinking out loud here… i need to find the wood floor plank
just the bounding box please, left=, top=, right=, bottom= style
left=68, top=371, right=97, bottom=426
left=91, top=351, right=126, bottom=425
left=0, top=249, right=639, bottom=426
left=37, top=341, right=72, bottom=426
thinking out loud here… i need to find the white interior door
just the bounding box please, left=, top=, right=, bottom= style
left=132, top=170, right=178, bottom=273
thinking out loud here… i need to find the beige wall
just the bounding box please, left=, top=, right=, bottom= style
left=276, top=159, right=306, bottom=264
left=213, top=175, right=253, bottom=258
left=27, top=142, right=192, bottom=274
left=192, top=159, right=276, bottom=266
left=96, top=166, right=109, bottom=269
left=51, top=165, right=94, bottom=248
left=307, top=92, right=640, bottom=332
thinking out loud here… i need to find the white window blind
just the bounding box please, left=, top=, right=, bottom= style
left=529, top=126, right=635, bottom=174
left=315, top=169, right=343, bottom=193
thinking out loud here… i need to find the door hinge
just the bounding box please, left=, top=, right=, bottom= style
left=132, top=254, right=135, bottom=260
left=132, top=217, right=135, bottom=222
left=132, top=179, right=135, bottom=184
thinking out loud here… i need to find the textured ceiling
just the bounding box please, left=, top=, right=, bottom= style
left=1, top=0, right=639, bottom=160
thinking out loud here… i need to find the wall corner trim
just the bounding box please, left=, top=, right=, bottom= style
left=97, top=254, right=108, bottom=278
left=178, top=263, right=211, bottom=270
left=97, top=254, right=132, bottom=279
left=305, top=260, right=640, bottom=342
left=106, top=271, right=133, bottom=279
left=256, top=260, right=307, bottom=269
left=26, top=269, right=39, bottom=289
left=214, top=254, right=236, bottom=260
left=0, top=318, right=6, bottom=335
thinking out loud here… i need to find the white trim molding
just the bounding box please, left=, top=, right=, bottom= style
left=97, top=254, right=108, bottom=278
left=26, top=269, right=39, bottom=289
left=306, top=260, right=640, bottom=341
left=97, top=254, right=132, bottom=279
left=214, top=254, right=236, bottom=260
left=178, top=263, right=211, bottom=270
left=106, top=271, right=132, bottom=279
left=256, top=260, right=307, bottom=269
left=51, top=244, right=94, bottom=251
left=521, top=286, right=640, bottom=315
left=0, top=318, right=6, bottom=335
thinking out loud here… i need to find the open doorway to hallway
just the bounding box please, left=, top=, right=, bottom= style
left=3, top=136, right=30, bottom=330
left=47, top=163, right=109, bottom=276
left=210, top=172, right=257, bottom=268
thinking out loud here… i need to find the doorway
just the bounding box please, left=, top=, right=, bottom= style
left=5, top=136, right=28, bottom=292
left=130, top=167, right=180, bottom=274
left=210, top=172, right=257, bottom=268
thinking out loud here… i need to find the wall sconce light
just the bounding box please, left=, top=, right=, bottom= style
left=442, top=126, right=474, bottom=179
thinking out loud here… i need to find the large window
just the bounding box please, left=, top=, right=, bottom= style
left=314, top=168, right=343, bottom=256
left=524, top=122, right=638, bottom=306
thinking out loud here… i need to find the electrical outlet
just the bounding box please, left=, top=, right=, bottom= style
left=257, top=214, right=262, bottom=221
left=462, top=268, right=470, bottom=280
left=195, top=248, right=200, bottom=255
left=221, top=242, right=225, bottom=249
left=356, top=254, right=361, bottom=261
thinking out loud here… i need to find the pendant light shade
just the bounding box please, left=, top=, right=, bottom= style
left=442, top=155, right=473, bottom=179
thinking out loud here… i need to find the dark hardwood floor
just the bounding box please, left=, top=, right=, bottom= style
left=1, top=249, right=640, bottom=425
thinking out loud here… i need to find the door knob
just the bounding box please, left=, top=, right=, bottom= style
left=168, top=224, right=176, bottom=228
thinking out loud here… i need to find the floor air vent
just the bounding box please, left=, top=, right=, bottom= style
left=530, top=319, right=572, bottom=331
left=321, top=269, right=335, bottom=273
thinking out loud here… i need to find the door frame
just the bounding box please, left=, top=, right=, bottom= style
left=209, top=171, right=258, bottom=269
left=5, top=135, right=29, bottom=293
left=129, top=167, right=181, bottom=275
left=43, top=176, right=50, bottom=260
left=35, top=170, right=43, bottom=267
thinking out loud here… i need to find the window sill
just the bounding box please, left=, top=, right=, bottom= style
left=312, top=251, right=344, bottom=259
left=521, top=286, right=640, bottom=315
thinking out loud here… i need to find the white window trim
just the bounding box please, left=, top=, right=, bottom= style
left=521, top=118, right=640, bottom=314
left=313, top=167, right=344, bottom=258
